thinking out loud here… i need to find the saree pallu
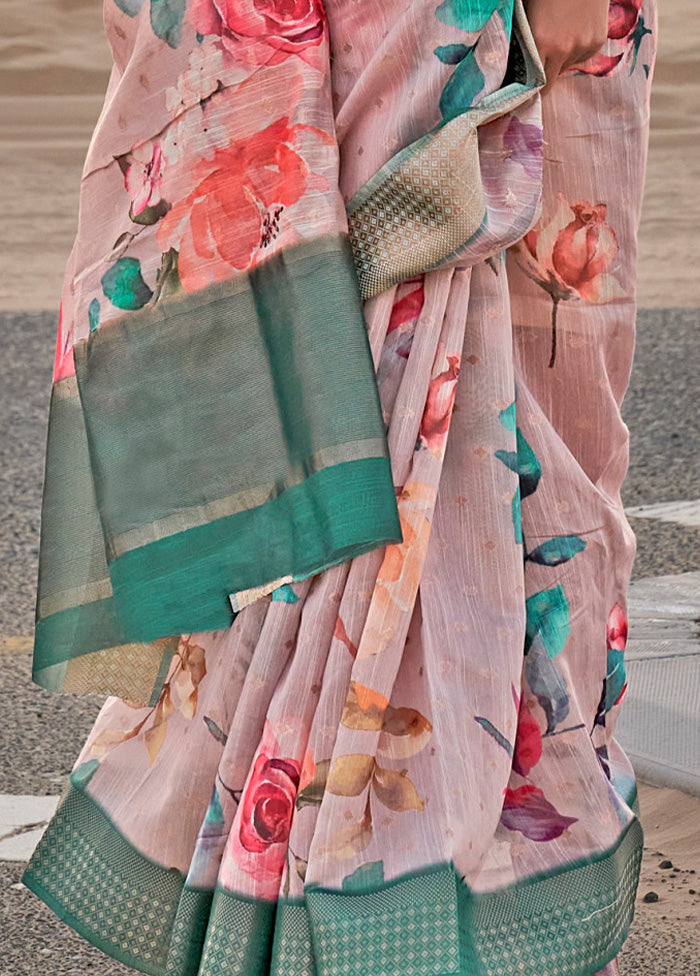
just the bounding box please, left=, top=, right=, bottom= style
left=23, top=2, right=657, bottom=975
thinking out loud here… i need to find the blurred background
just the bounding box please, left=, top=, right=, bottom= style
left=0, top=3, right=698, bottom=975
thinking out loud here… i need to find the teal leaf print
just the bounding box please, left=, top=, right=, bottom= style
left=475, top=716, right=514, bottom=757
left=113, top=0, right=145, bottom=15
left=525, top=639, right=570, bottom=732
left=272, top=583, right=299, bottom=603
left=495, top=449, right=518, bottom=474
left=511, top=484, right=523, bottom=545
left=605, top=650, right=626, bottom=711
left=516, top=428, right=541, bottom=498
left=525, top=585, right=570, bottom=659
left=203, top=715, right=228, bottom=746
left=498, top=401, right=517, bottom=432
left=70, top=759, right=100, bottom=787
left=203, top=786, right=225, bottom=828
left=436, top=0, right=500, bottom=32
left=434, top=43, right=472, bottom=64
left=150, top=0, right=187, bottom=48
left=439, top=51, right=485, bottom=119
left=526, top=536, right=586, bottom=566
left=342, top=860, right=385, bottom=892
left=102, top=257, right=153, bottom=310
left=88, top=298, right=100, bottom=333
left=630, top=15, right=653, bottom=75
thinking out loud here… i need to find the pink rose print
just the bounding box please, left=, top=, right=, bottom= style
left=124, top=142, right=164, bottom=217
left=512, top=194, right=625, bottom=367
left=418, top=354, right=461, bottom=459
left=606, top=603, right=628, bottom=651
left=157, top=116, right=330, bottom=290
left=222, top=721, right=301, bottom=894
left=574, top=0, right=650, bottom=77
left=190, top=0, right=326, bottom=70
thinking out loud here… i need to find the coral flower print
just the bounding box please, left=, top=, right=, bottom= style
left=418, top=353, right=461, bottom=459
left=605, top=603, right=628, bottom=710
left=513, top=194, right=625, bottom=367
left=190, top=0, right=326, bottom=70
left=157, top=117, right=329, bottom=290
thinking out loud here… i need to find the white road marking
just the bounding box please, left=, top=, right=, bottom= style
left=626, top=498, right=700, bottom=528
left=0, top=794, right=59, bottom=861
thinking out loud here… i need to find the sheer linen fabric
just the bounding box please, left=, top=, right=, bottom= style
left=23, top=2, right=657, bottom=976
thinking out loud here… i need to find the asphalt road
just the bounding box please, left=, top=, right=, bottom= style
left=0, top=307, right=698, bottom=976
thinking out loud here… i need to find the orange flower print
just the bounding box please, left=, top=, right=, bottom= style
left=157, top=117, right=326, bottom=290
left=190, top=0, right=326, bottom=71
left=513, top=194, right=625, bottom=367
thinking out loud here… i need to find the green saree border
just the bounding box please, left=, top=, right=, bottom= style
left=109, top=456, right=400, bottom=641
left=23, top=773, right=643, bottom=976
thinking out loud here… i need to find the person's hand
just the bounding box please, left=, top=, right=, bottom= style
left=524, top=0, right=610, bottom=90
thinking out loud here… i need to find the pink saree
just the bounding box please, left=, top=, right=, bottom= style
left=23, top=2, right=657, bottom=975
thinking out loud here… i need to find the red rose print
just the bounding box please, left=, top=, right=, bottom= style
left=190, top=0, right=326, bottom=70
left=512, top=697, right=543, bottom=777
left=574, top=0, right=648, bottom=77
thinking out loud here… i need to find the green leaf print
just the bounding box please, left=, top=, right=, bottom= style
left=498, top=401, right=517, bottom=432
left=272, top=583, right=299, bottom=603
left=526, top=536, right=586, bottom=566
left=150, top=0, right=187, bottom=48
left=525, top=585, right=570, bottom=659
left=101, top=257, right=153, bottom=310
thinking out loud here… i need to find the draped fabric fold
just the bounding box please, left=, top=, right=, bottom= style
left=24, top=1, right=657, bottom=975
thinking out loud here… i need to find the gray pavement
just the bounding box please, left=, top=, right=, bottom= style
left=0, top=307, right=698, bottom=974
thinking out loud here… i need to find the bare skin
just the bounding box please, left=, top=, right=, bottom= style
left=524, top=0, right=611, bottom=90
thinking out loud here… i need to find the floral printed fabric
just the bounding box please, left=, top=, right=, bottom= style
left=26, top=1, right=656, bottom=974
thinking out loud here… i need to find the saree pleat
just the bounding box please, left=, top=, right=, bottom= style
left=23, top=1, right=657, bottom=974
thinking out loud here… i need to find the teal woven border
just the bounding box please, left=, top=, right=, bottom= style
left=23, top=776, right=642, bottom=976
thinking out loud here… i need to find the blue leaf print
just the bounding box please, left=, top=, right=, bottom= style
left=439, top=51, right=485, bottom=119
left=475, top=716, right=514, bottom=757
left=112, top=0, right=146, bottom=15
left=525, top=639, right=570, bottom=733
left=150, top=0, right=186, bottom=48
left=525, top=585, right=570, bottom=659
left=436, top=0, right=501, bottom=32
left=526, top=536, right=586, bottom=566
left=434, top=43, right=473, bottom=65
